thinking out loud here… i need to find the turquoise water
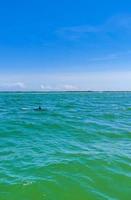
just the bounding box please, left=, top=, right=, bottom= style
left=0, top=92, right=131, bottom=200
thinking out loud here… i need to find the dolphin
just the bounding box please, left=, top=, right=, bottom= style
left=34, top=106, right=46, bottom=111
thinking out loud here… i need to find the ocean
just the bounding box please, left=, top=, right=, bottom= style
left=0, top=92, right=131, bottom=200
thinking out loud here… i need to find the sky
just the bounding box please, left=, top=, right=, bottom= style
left=0, top=0, right=131, bottom=91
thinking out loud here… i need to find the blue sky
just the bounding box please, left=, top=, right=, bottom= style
left=0, top=0, right=131, bottom=90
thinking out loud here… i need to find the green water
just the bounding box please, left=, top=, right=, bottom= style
left=0, top=92, right=131, bottom=200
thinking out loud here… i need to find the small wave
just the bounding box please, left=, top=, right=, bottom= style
left=21, top=108, right=30, bottom=110
left=23, top=181, right=33, bottom=186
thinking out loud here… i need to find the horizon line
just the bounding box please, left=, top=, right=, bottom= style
left=0, top=90, right=131, bottom=93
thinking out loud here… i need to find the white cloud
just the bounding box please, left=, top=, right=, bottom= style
left=88, top=50, right=131, bottom=62
left=0, top=71, right=131, bottom=91
left=40, top=84, right=78, bottom=91
left=62, top=84, right=78, bottom=91
left=40, top=84, right=53, bottom=90
left=0, top=82, right=26, bottom=90
left=56, top=14, right=131, bottom=40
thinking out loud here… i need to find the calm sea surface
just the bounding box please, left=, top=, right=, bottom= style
left=0, top=92, right=131, bottom=200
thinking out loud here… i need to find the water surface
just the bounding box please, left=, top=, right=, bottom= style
left=0, top=92, right=131, bottom=200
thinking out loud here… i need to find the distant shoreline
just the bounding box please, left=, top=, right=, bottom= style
left=0, top=91, right=131, bottom=93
